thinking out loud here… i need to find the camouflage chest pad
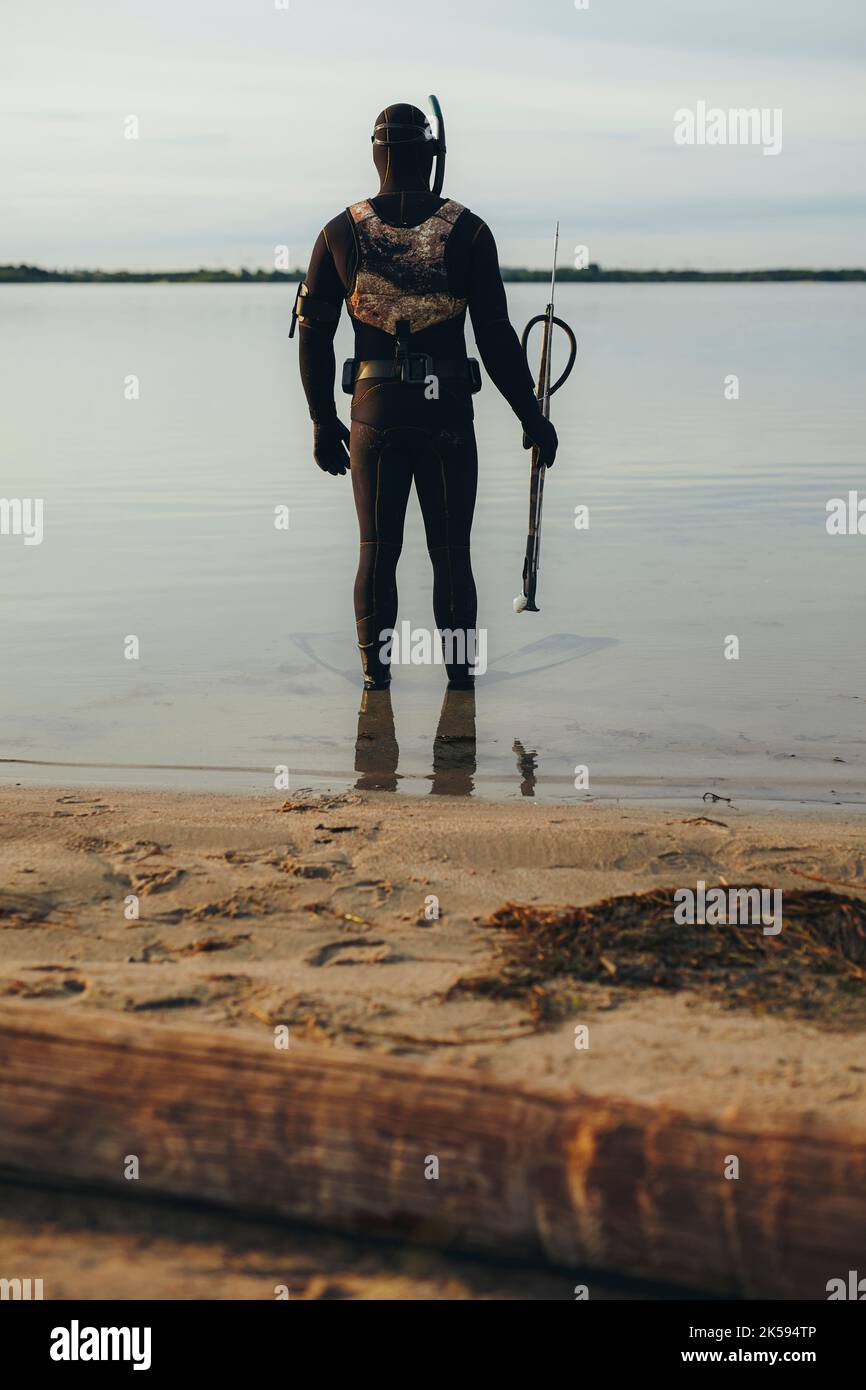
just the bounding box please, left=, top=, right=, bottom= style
left=347, top=199, right=467, bottom=335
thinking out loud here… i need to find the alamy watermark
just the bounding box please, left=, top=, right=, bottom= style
left=50, top=1321, right=152, bottom=1370
left=1, top=1276, right=44, bottom=1299
left=827, top=1270, right=866, bottom=1300
left=379, top=623, right=487, bottom=674
left=674, top=101, right=782, bottom=156
left=673, top=880, right=782, bottom=935
left=826, top=491, right=866, bottom=536
left=0, top=497, right=43, bottom=545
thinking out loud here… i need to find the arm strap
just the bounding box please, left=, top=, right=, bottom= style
left=289, top=283, right=342, bottom=337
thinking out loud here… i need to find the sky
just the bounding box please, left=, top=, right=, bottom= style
left=3, top=0, right=866, bottom=270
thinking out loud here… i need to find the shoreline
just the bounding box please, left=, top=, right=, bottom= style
left=2, top=767, right=862, bottom=812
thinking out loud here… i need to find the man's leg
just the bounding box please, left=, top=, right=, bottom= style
left=414, top=425, right=479, bottom=687
left=350, top=423, right=413, bottom=688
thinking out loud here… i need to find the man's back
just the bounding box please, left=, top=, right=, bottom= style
left=300, top=188, right=549, bottom=431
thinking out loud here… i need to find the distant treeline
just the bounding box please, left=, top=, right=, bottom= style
left=2, top=263, right=865, bottom=284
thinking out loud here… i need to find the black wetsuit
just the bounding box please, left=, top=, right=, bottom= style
left=297, top=105, right=554, bottom=687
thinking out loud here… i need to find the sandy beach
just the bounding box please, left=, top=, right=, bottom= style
left=2, top=781, right=866, bottom=1304
left=2, top=784, right=864, bottom=1123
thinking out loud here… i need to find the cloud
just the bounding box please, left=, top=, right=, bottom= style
left=3, top=0, right=864, bottom=268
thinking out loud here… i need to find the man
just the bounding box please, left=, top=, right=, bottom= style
left=294, top=100, right=557, bottom=690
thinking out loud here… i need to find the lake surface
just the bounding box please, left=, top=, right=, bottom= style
left=2, top=283, right=864, bottom=805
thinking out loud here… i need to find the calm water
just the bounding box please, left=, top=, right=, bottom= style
left=1, top=283, right=864, bottom=804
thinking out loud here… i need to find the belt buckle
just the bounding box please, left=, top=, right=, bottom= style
left=402, top=352, right=433, bottom=385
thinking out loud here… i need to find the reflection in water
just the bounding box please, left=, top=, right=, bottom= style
left=431, top=690, right=476, bottom=797
left=354, top=688, right=477, bottom=796
left=512, top=739, right=538, bottom=797
left=354, top=689, right=399, bottom=792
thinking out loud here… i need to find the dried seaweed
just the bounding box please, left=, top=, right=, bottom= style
left=451, top=888, right=866, bottom=1030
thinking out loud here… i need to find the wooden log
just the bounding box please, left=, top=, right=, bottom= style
left=0, top=1002, right=864, bottom=1298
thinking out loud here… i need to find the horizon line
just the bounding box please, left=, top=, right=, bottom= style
left=2, top=263, right=865, bottom=285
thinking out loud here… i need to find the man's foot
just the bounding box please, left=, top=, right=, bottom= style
left=446, top=670, right=475, bottom=691
left=359, top=642, right=391, bottom=691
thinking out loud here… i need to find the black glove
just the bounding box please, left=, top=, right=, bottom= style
left=313, top=417, right=351, bottom=475
left=522, top=413, right=558, bottom=467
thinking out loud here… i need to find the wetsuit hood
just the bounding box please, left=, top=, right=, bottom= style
left=372, top=98, right=445, bottom=195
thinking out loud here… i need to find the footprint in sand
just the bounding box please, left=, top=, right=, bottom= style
left=0, top=966, right=88, bottom=999
left=53, top=796, right=112, bottom=818
left=305, top=938, right=407, bottom=967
